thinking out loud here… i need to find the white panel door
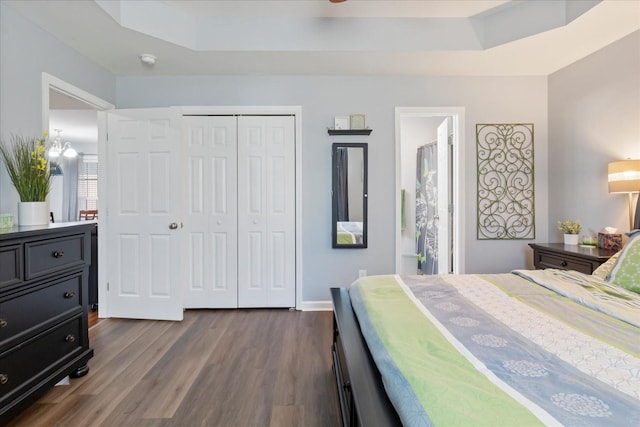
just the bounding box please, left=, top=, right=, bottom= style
left=106, top=108, right=183, bottom=320
left=237, top=116, right=295, bottom=307
left=437, top=118, right=452, bottom=274
left=183, top=116, right=238, bottom=308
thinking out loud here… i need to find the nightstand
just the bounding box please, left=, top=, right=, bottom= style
left=528, top=243, right=618, bottom=274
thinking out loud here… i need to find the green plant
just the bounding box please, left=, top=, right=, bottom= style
left=0, top=133, right=52, bottom=202
left=557, top=219, right=582, bottom=235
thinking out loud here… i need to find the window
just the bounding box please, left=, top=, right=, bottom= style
left=78, top=155, right=98, bottom=211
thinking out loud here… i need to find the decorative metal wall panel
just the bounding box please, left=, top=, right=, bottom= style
left=476, top=123, right=535, bottom=240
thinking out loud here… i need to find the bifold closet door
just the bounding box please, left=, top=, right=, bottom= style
left=183, top=116, right=238, bottom=308
left=237, top=116, right=296, bottom=308
left=183, top=115, right=296, bottom=309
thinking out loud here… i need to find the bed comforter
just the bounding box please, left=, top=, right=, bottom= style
left=348, top=271, right=640, bottom=427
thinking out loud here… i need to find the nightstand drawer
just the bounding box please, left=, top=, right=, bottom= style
left=537, top=252, right=593, bottom=274
left=529, top=243, right=614, bottom=275
left=0, top=274, right=83, bottom=346
left=0, top=316, right=84, bottom=404
left=25, top=235, right=85, bottom=280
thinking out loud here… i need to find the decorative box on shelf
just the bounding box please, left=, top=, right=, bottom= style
left=329, top=114, right=371, bottom=136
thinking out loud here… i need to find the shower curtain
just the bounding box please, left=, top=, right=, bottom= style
left=416, top=143, right=438, bottom=274
left=335, top=148, right=349, bottom=221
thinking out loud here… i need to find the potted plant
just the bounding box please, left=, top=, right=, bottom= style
left=557, top=219, right=582, bottom=245
left=0, top=132, right=52, bottom=226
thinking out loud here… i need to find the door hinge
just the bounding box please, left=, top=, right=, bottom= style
left=107, top=282, right=109, bottom=291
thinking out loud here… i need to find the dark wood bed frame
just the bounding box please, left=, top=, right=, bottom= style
left=331, top=287, right=402, bottom=427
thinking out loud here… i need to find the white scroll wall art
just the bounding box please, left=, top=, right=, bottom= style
left=476, top=123, right=535, bottom=240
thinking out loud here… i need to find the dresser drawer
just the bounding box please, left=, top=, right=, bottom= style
left=0, top=275, right=82, bottom=346
left=25, top=234, right=86, bottom=280
left=0, top=244, right=22, bottom=288
left=536, top=252, right=594, bottom=274
left=0, top=316, right=84, bottom=404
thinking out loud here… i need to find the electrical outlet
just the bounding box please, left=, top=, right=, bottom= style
left=358, top=269, right=367, bottom=278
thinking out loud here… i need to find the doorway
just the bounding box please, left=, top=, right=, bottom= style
left=42, top=73, right=114, bottom=317
left=395, top=107, right=466, bottom=275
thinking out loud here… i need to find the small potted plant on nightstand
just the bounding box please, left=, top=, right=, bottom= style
left=558, top=220, right=582, bottom=245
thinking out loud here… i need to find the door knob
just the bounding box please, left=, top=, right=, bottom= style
left=169, top=222, right=178, bottom=230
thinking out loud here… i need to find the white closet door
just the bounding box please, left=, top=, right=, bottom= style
left=237, top=116, right=296, bottom=307
left=183, top=116, right=238, bottom=308
left=105, top=108, right=183, bottom=320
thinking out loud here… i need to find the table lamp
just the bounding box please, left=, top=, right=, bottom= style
left=608, top=159, right=640, bottom=230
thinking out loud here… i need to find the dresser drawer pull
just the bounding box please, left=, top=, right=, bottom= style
left=0, top=319, right=7, bottom=328
left=65, top=334, right=76, bottom=343
left=561, top=261, right=568, bottom=267
left=64, top=292, right=76, bottom=299
left=53, top=250, right=65, bottom=258
left=0, top=374, right=8, bottom=385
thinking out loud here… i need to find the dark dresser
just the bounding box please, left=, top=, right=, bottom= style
left=0, top=222, right=94, bottom=422
left=528, top=242, right=617, bottom=274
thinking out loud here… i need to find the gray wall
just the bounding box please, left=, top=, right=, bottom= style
left=548, top=31, right=640, bottom=239
left=116, top=75, right=548, bottom=300
left=0, top=3, right=115, bottom=219
left=11, top=4, right=637, bottom=303
left=0, top=0, right=551, bottom=302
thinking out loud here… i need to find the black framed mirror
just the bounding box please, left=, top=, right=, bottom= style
left=332, top=143, right=368, bottom=248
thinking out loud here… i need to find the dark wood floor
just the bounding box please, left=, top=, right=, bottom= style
left=8, top=310, right=341, bottom=427
left=88, top=310, right=99, bottom=328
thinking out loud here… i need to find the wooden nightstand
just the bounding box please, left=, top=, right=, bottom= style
left=528, top=243, right=618, bottom=274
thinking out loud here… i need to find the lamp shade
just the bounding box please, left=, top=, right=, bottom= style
left=608, top=159, right=640, bottom=193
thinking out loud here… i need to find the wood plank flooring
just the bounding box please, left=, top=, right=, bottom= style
left=8, top=310, right=341, bottom=427
left=88, top=310, right=99, bottom=328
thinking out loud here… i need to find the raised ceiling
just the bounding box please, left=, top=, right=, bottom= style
left=5, top=0, right=640, bottom=76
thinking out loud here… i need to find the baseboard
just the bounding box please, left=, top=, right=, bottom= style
left=300, top=300, right=333, bottom=311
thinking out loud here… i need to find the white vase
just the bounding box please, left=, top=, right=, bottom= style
left=563, top=233, right=579, bottom=245
left=18, top=201, right=50, bottom=226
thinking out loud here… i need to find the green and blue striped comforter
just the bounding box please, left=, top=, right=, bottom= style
left=348, top=272, right=640, bottom=426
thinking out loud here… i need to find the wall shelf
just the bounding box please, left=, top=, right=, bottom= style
left=327, top=129, right=373, bottom=136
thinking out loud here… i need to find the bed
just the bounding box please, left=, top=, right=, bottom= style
left=337, top=221, right=364, bottom=245
left=331, top=233, right=640, bottom=427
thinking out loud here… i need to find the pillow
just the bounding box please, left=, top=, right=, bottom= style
left=606, top=229, right=640, bottom=293
left=592, top=250, right=621, bottom=280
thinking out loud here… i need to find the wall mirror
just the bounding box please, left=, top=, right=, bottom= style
left=332, top=143, right=368, bottom=248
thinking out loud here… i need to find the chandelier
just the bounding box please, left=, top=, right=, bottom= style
left=48, top=129, right=77, bottom=158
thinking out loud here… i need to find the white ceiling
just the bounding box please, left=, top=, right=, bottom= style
left=5, top=0, right=640, bottom=77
